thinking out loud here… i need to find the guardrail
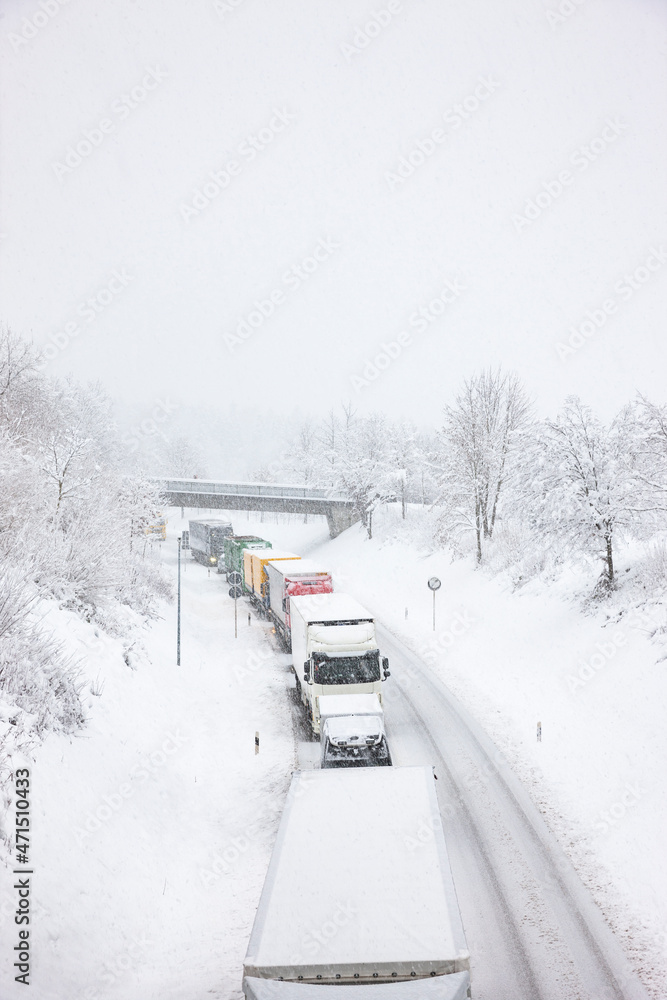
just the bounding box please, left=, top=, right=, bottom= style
left=157, top=479, right=349, bottom=502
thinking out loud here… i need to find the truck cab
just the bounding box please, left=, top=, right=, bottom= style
left=319, top=693, right=392, bottom=768
left=291, top=594, right=391, bottom=735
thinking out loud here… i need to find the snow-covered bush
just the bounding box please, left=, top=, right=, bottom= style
left=481, top=519, right=549, bottom=586
left=0, top=327, right=172, bottom=747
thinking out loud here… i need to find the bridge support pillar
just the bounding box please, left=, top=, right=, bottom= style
left=325, top=505, right=360, bottom=538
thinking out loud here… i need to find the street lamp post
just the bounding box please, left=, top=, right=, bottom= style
left=177, top=536, right=181, bottom=665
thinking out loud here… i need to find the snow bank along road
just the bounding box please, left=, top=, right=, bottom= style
left=362, top=624, right=653, bottom=1000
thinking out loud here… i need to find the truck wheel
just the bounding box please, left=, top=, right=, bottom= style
left=294, top=676, right=302, bottom=700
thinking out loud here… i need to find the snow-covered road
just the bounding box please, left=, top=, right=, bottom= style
left=377, top=625, right=652, bottom=1000
left=2, top=513, right=662, bottom=999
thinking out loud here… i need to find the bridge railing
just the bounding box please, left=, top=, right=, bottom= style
left=156, top=479, right=350, bottom=502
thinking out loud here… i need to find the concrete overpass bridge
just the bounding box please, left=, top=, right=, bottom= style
left=155, top=479, right=359, bottom=538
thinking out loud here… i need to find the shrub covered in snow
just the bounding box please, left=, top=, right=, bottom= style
left=0, top=327, right=173, bottom=798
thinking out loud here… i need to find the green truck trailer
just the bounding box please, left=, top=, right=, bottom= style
left=222, top=535, right=272, bottom=587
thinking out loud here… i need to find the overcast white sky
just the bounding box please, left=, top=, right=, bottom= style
left=1, top=0, right=666, bottom=430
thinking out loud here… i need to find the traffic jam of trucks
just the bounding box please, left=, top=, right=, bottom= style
left=186, top=521, right=471, bottom=997
left=188, top=518, right=234, bottom=566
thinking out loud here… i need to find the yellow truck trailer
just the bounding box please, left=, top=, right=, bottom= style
left=243, top=549, right=300, bottom=608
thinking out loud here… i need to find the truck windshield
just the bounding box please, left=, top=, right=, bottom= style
left=313, top=653, right=380, bottom=685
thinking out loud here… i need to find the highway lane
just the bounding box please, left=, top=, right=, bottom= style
left=376, top=623, right=652, bottom=1000
left=273, top=599, right=651, bottom=1000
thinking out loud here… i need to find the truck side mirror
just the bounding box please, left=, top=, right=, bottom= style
left=282, top=598, right=287, bottom=612
left=382, top=657, right=390, bottom=679
left=303, top=661, right=311, bottom=682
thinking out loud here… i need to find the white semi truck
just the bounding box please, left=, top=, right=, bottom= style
left=242, top=765, right=471, bottom=998
left=318, top=693, right=391, bottom=768
left=289, top=593, right=390, bottom=735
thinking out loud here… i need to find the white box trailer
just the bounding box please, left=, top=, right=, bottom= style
left=243, top=766, right=470, bottom=997
left=265, top=559, right=333, bottom=645
left=290, top=593, right=390, bottom=735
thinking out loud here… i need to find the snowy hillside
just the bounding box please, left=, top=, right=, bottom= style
left=0, top=508, right=665, bottom=997
left=308, top=506, right=667, bottom=994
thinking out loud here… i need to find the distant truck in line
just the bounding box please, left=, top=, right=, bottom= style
left=144, top=515, right=167, bottom=541
left=264, top=559, right=333, bottom=648
left=290, top=592, right=390, bottom=735
left=319, top=693, right=391, bottom=768
left=243, top=765, right=470, bottom=997
left=188, top=519, right=233, bottom=567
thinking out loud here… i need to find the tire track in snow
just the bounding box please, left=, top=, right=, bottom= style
left=378, top=623, right=652, bottom=1000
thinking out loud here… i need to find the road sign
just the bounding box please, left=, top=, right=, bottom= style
left=428, top=577, right=441, bottom=630
left=229, top=586, right=242, bottom=599
left=228, top=571, right=242, bottom=586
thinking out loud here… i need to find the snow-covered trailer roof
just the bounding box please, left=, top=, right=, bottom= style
left=188, top=519, right=233, bottom=529
left=318, top=693, right=383, bottom=720
left=265, top=559, right=331, bottom=579
left=244, top=549, right=300, bottom=595
left=243, top=766, right=470, bottom=985
left=243, top=972, right=470, bottom=999
left=290, top=592, right=374, bottom=624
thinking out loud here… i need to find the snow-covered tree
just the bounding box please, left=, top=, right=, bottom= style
left=335, top=413, right=396, bottom=538
left=437, top=368, right=530, bottom=561
left=162, top=434, right=208, bottom=478
left=525, top=397, right=647, bottom=590
left=23, top=379, right=115, bottom=518
left=627, top=395, right=667, bottom=518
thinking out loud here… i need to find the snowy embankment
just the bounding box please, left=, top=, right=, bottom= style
left=0, top=518, right=311, bottom=1000
left=1, top=506, right=665, bottom=997
left=307, top=505, right=667, bottom=993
